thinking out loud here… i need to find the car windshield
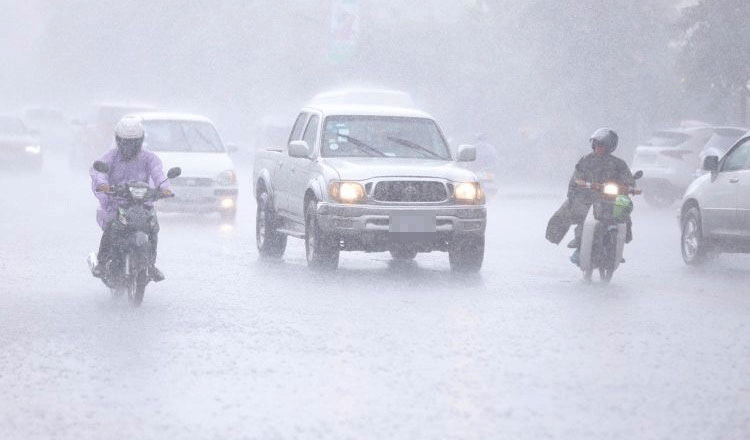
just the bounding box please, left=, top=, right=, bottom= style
left=0, top=116, right=28, bottom=136
left=142, top=120, right=225, bottom=153
left=321, top=116, right=450, bottom=159
left=701, top=129, right=747, bottom=154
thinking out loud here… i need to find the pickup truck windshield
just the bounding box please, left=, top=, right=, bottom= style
left=322, top=116, right=450, bottom=159
left=142, top=120, right=224, bottom=153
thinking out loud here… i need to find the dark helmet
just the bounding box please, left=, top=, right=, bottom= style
left=589, top=128, right=618, bottom=154
left=114, top=115, right=145, bottom=160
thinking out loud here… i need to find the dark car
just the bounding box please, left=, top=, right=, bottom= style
left=0, top=115, right=42, bottom=172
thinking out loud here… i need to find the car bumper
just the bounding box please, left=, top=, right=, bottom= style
left=315, top=202, right=486, bottom=252
left=159, top=187, right=238, bottom=212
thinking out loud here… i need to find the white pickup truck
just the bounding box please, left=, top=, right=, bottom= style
left=252, top=103, right=486, bottom=271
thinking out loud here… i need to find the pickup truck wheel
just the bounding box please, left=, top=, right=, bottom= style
left=449, top=235, right=484, bottom=272
left=390, top=246, right=418, bottom=260
left=256, top=191, right=286, bottom=258
left=305, top=200, right=339, bottom=270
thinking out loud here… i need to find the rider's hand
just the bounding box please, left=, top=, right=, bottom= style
left=160, top=188, right=174, bottom=198
left=96, top=183, right=111, bottom=193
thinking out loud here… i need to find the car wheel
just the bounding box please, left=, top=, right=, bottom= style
left=305, top=200, right=339, bottom=270
left=390, top=246, right=418, bottom=261
left=448, top=235, right=484, bottom=272
left=256, top=191, right=287, bottom=258
left=681, top=206, right=708, bottom=265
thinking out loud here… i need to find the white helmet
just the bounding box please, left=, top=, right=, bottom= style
left=114, top=115, right=145, bottom=160
left=114, top=115, right=145, bottom=139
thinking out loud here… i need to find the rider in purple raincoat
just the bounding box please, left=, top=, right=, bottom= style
left=89, top=116, right=172, bottom=281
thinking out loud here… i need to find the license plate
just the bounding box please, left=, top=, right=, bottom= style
left=389, top=213, right=436, bottom=233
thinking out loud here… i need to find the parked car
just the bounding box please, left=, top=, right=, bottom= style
left=0, top=115, right=42, bottom=172
left=680, top=132, right=750, bottom=264
left=631, top=124, right=714, bottom=207
left=22, top=106, right=73, bottom=156
left=135, top=112, right=239, bottom=222
left=69, top=102, right=156, bottom=169
left=253, top=103, right=486, bottom=271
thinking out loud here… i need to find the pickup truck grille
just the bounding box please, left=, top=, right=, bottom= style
left=171, top=177, right=214, bottom=187
left=372, top=181, right=447, bottom=202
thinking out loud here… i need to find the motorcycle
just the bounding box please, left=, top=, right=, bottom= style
left=87, top=161, right=181, bottom=306
left=574, top=170, right=643, bottom=283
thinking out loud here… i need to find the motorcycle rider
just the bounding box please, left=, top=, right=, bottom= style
left=90, top=115, right=172, bottom=281
left=546, top=128, right=635, bottom=254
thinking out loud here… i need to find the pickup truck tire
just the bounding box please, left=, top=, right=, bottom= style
left=305, top=200, right=339, bottom=270
left=390, top=246, right=418, bottom=260
left=256, top=191, right=287, bottom=258
left=449, top=235, right=484, bottom=272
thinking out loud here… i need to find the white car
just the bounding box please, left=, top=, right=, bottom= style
left=680, top=132, right=750, bottom=264
left=134, top=112, right=239, bottom=221
left=630, top=125, right=714, bottom=207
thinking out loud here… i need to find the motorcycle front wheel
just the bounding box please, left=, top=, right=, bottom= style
left=128, top=270, right=149, bottom=307
left=598, top=230, right=617, bottom=283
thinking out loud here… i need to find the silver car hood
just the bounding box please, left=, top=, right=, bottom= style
left=323, top=157, right=477, bottom=182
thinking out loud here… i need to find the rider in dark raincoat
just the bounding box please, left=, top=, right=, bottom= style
left=546, top=128, right=635, bottom=249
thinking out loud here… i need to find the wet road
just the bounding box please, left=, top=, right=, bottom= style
left=1, top=158, right=748, bottom=439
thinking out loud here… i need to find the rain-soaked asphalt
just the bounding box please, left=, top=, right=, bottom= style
left=1, top=157, right=748, bottom=439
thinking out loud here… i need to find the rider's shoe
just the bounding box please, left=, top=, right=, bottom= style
left=92, top=264, right=104, bottom=278
left=570, top=249, right=580, bottom=266
left=150, top=265, right=165, bottom=282
left=567, top=237, right=581, bottom=249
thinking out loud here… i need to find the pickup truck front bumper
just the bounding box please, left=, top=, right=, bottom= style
left=315, top=202, right=486, bottom=252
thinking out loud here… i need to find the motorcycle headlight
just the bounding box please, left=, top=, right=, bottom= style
left=217, top=170, right=237, bottom=186
left=129, top=187, right=148, bottom=199
left=329, top=181, right=366, bottom=204
left=25, top=145, right=41, bottom=155
left=453, top=182, right=484, bottom=204
left=603, top=183, right=620, bottom=196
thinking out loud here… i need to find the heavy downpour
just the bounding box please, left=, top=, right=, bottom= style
left=1, top=1, right=749, bottom=439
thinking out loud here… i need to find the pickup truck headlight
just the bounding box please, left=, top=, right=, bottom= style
left=453, top=182, right=484, bottom=205
left=329, top=181, right=366, bottom=204
left=217, top=170, right=237, bottom=186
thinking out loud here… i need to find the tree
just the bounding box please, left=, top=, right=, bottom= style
left=676, top=0, right=750, bottom=124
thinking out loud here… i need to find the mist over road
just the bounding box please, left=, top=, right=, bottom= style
left=1, top=158, right=748, bottom=439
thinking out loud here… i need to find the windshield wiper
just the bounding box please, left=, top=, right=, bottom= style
left=336, top=133, right=387, bottom=157
left=387, top=136, right=445, bottom=159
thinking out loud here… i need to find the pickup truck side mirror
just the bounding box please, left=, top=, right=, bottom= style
left=456, top=144, right=476, bottom=162
left=288, top=140, right=311, bottom=158
left=225, top=142, right=239, bottom=153
left=702, top=155, right=719, bottom=172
